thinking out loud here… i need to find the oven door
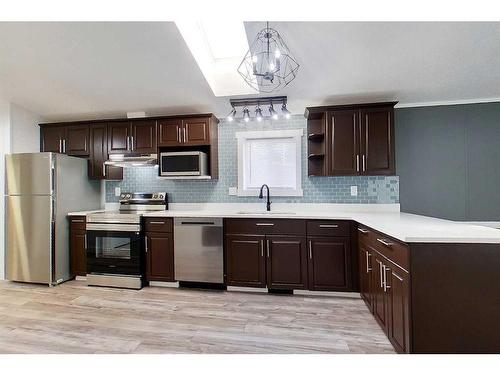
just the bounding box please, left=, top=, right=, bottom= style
left=86, top=224, right=143, bottom=276
left=160, top=152, right=202, bottom=176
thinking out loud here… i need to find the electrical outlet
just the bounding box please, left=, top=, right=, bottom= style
left=350, top=186, right=358, bottom=196
left=228, top=187, right=238, bottom=196
left=115, top=187, right=121, bottom=197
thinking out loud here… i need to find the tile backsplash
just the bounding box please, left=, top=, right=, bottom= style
left=105, top=115, right=399, bottom=204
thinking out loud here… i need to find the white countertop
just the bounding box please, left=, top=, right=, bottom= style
left=68, top=203, right=500, bottom=244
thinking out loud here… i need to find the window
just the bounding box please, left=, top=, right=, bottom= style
left=236, top=129, right=303, bottom=196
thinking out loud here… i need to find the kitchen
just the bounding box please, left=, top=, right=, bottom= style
left=1, top=7, right=500, bottom=373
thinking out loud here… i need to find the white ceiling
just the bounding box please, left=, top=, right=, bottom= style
left=0, top=22, right=499, bottom=121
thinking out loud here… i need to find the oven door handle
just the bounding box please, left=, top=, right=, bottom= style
left=86, top=223, right=141, bottom=232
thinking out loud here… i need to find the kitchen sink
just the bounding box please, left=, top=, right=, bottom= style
left=236, top=211, right=296, bottom=215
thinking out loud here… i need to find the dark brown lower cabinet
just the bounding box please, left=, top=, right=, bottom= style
left=386, top=265, right=411, bottom=353
left=372, top=252, right=389, bottom=329
left=308, top=236, right=351, bottom=291
left=145, top=232, right=174, bottom=282
left=225, top=235, right=266, bottom=287
left=69, top=216, right=87, bottom=277
left=358, top=242, right=373, bottom=310
left=267, top=236, right=307, bottom=290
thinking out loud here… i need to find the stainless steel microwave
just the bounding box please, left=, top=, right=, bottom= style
left=160, top=151, right=208, bottom=177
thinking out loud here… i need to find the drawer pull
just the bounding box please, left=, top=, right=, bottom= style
left=358, top=228, right=369, bottom=234
left=365, top=251, right=372, bottom=273
left=266, top=239, right=270, bottom=258
left=149, top=221, right=165, bottom=225
left=72, top=219, right=84, bottom=223
left=256, top=223, right=274, bottom=226
left=319, top=224, right=339, bottom=228
left=309, top=241, right=312, bottom=259
left=377, top=238, right=393, bottom=247
left=144, top=236, right=148, bottom=253
left=383, top=265, right=391, bottom=292
left=261, top=240, right=264, bottom=257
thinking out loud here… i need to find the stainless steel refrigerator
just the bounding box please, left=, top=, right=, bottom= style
left=5, top=153, right=101, bottom=286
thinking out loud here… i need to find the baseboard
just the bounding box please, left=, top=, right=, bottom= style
left=149, top=281, right=180, bottom=288
left=293, top=290, right=362, bottom=298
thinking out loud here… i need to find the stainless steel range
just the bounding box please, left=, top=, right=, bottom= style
left=86, top=192, right=167, bottom=289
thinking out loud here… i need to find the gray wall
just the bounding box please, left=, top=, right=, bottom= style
left=395, top=102, right=500, bottom=221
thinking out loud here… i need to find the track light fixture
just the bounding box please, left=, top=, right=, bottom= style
left=226, top=96, right=290, bottom=123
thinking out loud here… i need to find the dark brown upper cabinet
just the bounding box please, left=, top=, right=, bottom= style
left=89, top=124, right=123, bottom=181
left=158, top=118, right=183, bottom=146
left=66, top=125, right=90, bottom=156
left=305, top=102, right=396, bottom=176
left=158, top=116, right=210, bottom=147
left=41, top=124, right=89, bottom=156
left=108, top=120, right=157, bottom=155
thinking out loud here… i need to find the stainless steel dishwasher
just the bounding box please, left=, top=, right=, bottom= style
left=174, top=217, right=223, bottom=283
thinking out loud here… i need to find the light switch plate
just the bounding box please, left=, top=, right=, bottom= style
left=228, top=187, right=238, bottom=196
left=350, top=186, right=358, bottom=196
left=115, top=187, right=121, bottom=197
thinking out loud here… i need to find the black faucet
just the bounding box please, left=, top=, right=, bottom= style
left=259, top=184, right=271, bottom=211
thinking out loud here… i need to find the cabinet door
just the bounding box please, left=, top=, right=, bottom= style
left=372, top=253, right=388, bottom=332
left=359, top=106, right=395, bottom=175
left=108, top=122, right=131, bottom=154
left=183, top=117, right=210, bottom=145
left=387, top=266, right=411, bottom=353
left=328, top=110, right=359, bottom=175
left=145, top=232, right=174, bottom=282
left=41, top=126, right=66, bottom=153
left=226, top=234, right=266, bottom=287
left=66, top=125, right=90, bottom=156
left=308, top=236, right=351, bottom=291
left=358, top=243, right=373, bottom=310
left=132, top=120, right=157, bottom=153
left=267, top=235, right=308, bottom=290
left=70, top=229, right=87, bottom=277
left=89, top=124, right=123, bottom=180
left=158, top=118, right=183, bottom=146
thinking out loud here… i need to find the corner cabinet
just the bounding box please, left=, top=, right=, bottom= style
left=304, top=102, right=396, bottom=176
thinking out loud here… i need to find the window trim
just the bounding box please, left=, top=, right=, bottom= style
left=235, top=129, right=303, bottom=197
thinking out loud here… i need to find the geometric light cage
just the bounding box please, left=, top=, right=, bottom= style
left=238, top=23, right=299, bottom=93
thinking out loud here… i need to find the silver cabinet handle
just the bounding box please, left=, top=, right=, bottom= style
left=126, top=136, right=130, bottom=151
left=356, top=154, right=360, bottom=172
left=383, top=266, right=391, bottom=292
left=84, top=234, right=87, bottom=249
left=266, top=239, right=270, bottom=258
left=131, top=136, right=134, bottom=151
left=62, top=139, right=66, bottom=153
left=59, top=139, right=62, bottom=153
left=144, top=235, right=148, bottom=253
left=102, top=162, right=106, bottom=177
left=365, top=251, right=372, bottom=273
left=309, top=241, right=312, bottom=259
left=72, top=219, right=84, bottom=223
left=261, top=240, right=264, bottom=257
left=183, top=127, right=187, bottom=143
left=319, top=224, right=338, bottom=228
left=362, top=154, right=366, bottom=172
left=149, top=221, right=165, bottom=225
left=178, top=127, right=182, bottom=143
left=377, top=238, right=393, bottom=247
left=256, top=223, right=274, bottom=226
left=358, top=228, right=369, bottom=234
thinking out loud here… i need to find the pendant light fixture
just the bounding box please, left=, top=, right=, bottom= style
left=226, top=96, right=290, bottom=122
left=238, top=22, right=299, bottom=93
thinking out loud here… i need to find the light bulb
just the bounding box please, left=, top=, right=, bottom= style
left=269, top=104, right=278, bottom=120
left=226, top=108, right=236, bottom=122
left=281, top=104, right=291, bottom=119
left=269, top=62, right=275, bottom=70
left=255, top=107, right=263, bottom=122
left=252, top=55, right=258, bottom=63
left=275, top=50, right=281, bottom=58
left=243, top=107, right=250, bottom=122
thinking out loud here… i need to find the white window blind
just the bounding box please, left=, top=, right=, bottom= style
left=236, top=129, right=303, bottom=196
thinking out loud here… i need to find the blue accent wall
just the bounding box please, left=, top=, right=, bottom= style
left=106, top=115, right=399, bottom=204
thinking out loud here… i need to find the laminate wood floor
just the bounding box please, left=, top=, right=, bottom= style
left=0, top=280, right=395, bottom=354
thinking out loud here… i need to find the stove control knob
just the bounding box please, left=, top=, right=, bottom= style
left=159, top=194, right=163, bottom=199
left=152, top=194, right=157, bottom=199
left=126, top=194, right=131, bottom=199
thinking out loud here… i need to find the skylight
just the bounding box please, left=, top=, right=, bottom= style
left=175, top=20, right=257, bottom=96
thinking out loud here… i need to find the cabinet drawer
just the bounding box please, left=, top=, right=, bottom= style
left=225, top=219, right=306, bottom=235
left=357, top=225, right=409, bottom=271
left=307, top=220, right=350, bottom=236
left=372, top=235, right=409, bottom=272
left=70, top=216, right=86, bottom=231
left=144, top=218, right=173, bottom=233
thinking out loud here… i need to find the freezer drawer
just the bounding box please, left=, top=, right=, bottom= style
left=5, top=195, right=53, bottom=284
left=174, top=217, right=223, bottom=283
